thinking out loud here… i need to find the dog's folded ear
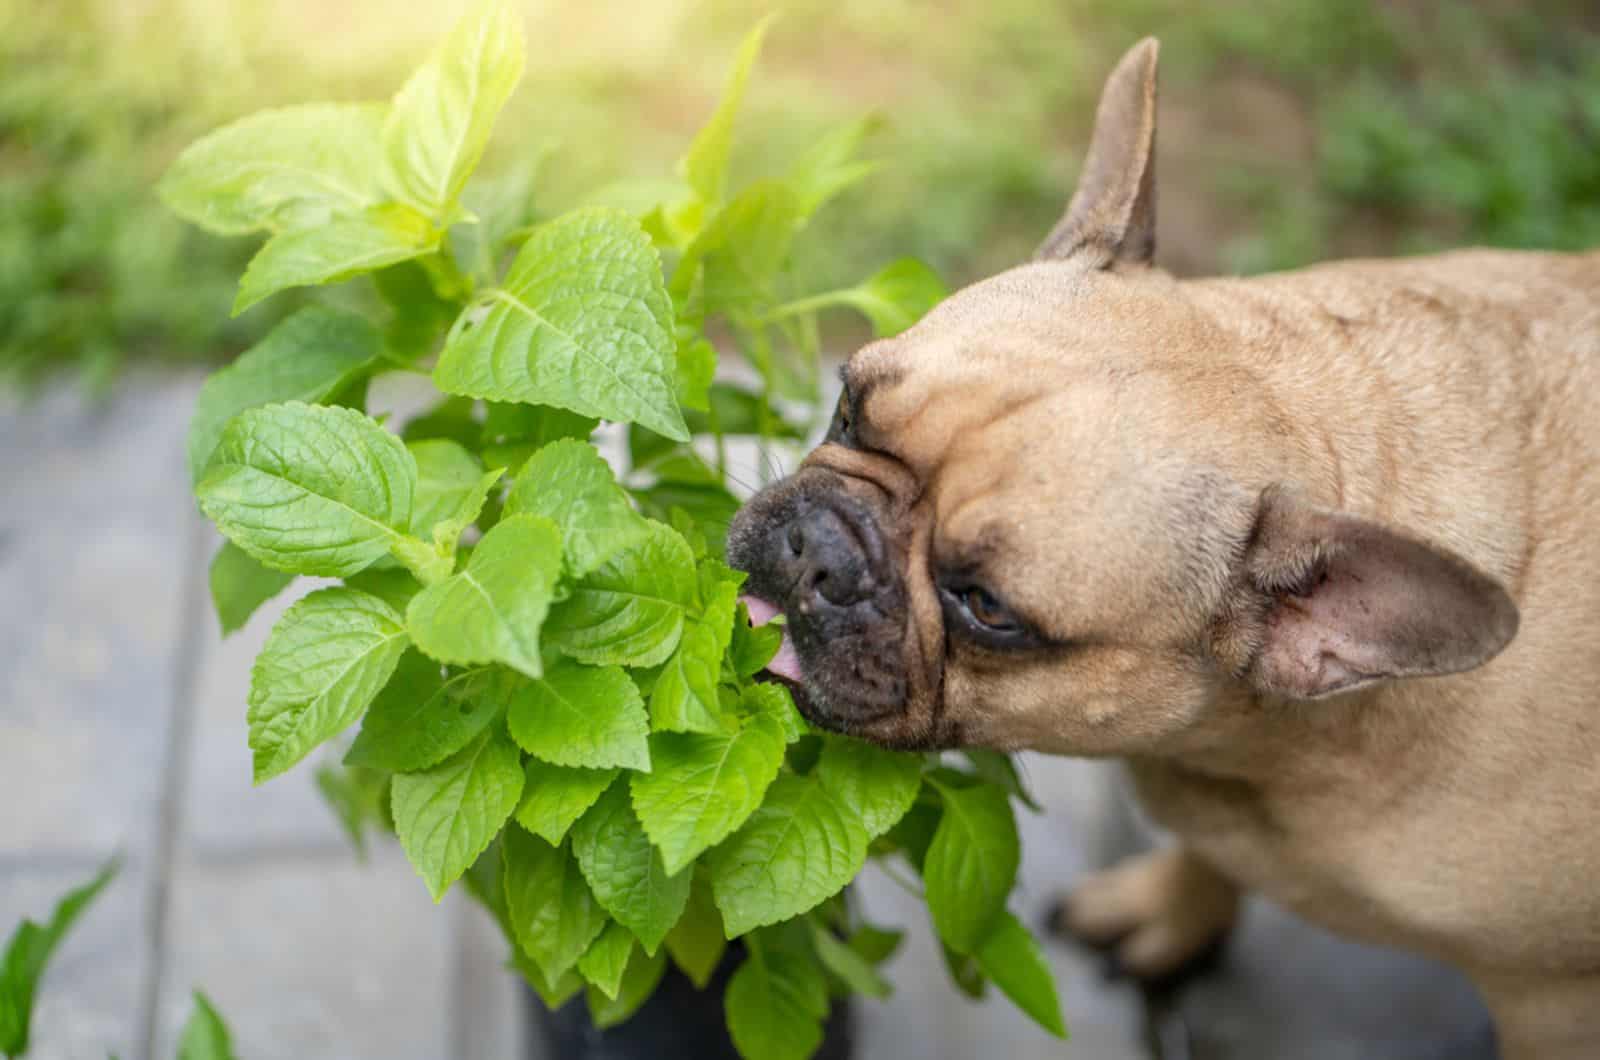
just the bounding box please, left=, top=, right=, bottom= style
left=1036, top=37, right=1160, bottom=267
left=1225, top=487, right=1520, bottom=700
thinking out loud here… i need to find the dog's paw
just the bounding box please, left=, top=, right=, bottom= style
left=1049, top=847, right=1239, bottom=980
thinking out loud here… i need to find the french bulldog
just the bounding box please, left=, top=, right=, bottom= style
left=726, top=38, right=1600, bottom=1060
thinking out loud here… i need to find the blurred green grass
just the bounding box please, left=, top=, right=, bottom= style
left=3, top=0, right=1597, bottom=388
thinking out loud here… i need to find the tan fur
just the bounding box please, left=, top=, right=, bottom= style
left=798, top=40, right=1600, bottom=1058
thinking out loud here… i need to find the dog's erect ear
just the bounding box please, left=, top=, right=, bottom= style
left=1036, top=37, right=1160, bottom=267
left=1232, top=488, right=1520, bottom=700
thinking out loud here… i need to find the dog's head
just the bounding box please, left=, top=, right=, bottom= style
left=726, top=40, right=1519, bottom=754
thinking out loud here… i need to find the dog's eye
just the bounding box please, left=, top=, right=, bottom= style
left=958, top=586, right=1020, bottom=633
left=827, top=387, right=852, bottom=443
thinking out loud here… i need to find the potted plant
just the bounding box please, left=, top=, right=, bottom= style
left=159, top=4, right=1066, bottom=1056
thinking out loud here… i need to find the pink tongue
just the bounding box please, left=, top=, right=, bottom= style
left=740, top=595, right=805, bottom=682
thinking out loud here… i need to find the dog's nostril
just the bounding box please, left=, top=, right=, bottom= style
left=786, top=523, right=805, bottom=557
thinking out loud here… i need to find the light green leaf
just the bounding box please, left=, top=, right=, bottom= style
left=313, top=762, right=389, bottom=857
left=507, top=660, right=649, bottom=771
left=408, top=439, right=490, bottom=539
left=480, top=403, right=599, bottom=475
left=680, top=17, right=773, bottom=207
left=344, top=568, right=424, bottom=613
left=433, top=208, right=688, bottom=442
left=502, top=825, right=607, bottom=981
left=504, top=439, right=650, bottom=576
left=709, top=775, right=869, bottom=936
left=740, top=682, right=806, bottom=744
left=344, top=652, right=510, bottom=772
left=924, top=780, right=1020, bottom=954
left=586, top=944, right=667, bottom=1030
left=650, top=579, right=738, bottom=734
left=675, top=335, right=716, bottom=413
left=513, top=948, right=585, bottom=1011
left=724, top=947, right=828, bottom=1060
left=577, top=921, right=636, bottom=1001
left=197, top=402, right=417, bottom=578
left=664, top=872, right=726, bottom=989
left=729, top=603, right=782, bottom=679
left=631, top=708, right=788, bottom=875
left=159, top=102, right=387, bottom=236
left=406, top=514, right=562, bottom=678
left=392, top=727, right=524, bottom=900
left=381, top=0, right=525, bottom=221
left=786, top=115, right=882, bottom=219
left=234, top=203, right=439, bottom=314
left=515, top=760, right=619, bottom=845
left=187, top=305, right=381, bottom=483
left=678, top=182, right=801, bottom=319
left=248, top=587, right=408, bottom=782
left=975, top=912, right=1067, bottom=1038
left=176, top=991, right=237, bottom=1060
left=0, top=859, right=118, bottom=1059
left=544, top=521, right=696, bottom=668
left=837, top=258, right=947, bottom=338
left=815, top=736, right=924, bottom=838
left=571, top=781, right=691, bottom=954
left=808, top=921, right=890, bottom=1000
left=208, top=541, right=293, bottom=636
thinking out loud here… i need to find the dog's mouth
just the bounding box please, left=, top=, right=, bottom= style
left=741, top=594, right=805, bottom=683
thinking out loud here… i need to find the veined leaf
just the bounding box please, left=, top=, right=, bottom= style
left=502, top=826, right=607, bottom=981
left=724, top=945, right=828, bottom=1060
left=507, top=660, right=650, bottom=771
left=433, top=208, right=688, bottom=442
left=570, top=781, right=690, bottom=954
left=187, top=305, right=381, bottom=483
left=680, top=17, right=773, bottom=207
left=247, top=588, right=409, bottom=782
left=159, top=102, right=387, bottom=236
left=924, top=780, right=1020, bottom=954
left=208, top=541, right=294, bottom=636
left=708, top=775, right=869, bottom=936
left=344, top=652, right=511, bottom=772
left=676, top=182, right=801, bottom=320
left=197, top=402, right=417, bottom=578
left=504, top=439, right=650, bottom=577
left=408, top=439, right=490, bottom=540
left=663, top=872, right=726, bottom=989
left=631, top=707, right=788, bottom=875
left=975, top=912, right=1067, bottom=1038
left=234, top=203, right=439, bottom=314
left=381, top=0, right=525, bottom=221
left=650, top=578, right=738, bottom=734
left=586, top=944, right=667, bottom=1030
left=835, top=258, right=947, bottom=338
left=544, top=521, right=696, bottom=668
left=515, top=760, right=619, bottom=845
left=392, top=727, right=524, bottom=900
left=815, top=736, right=924, bottom=838
left=406, top=515, right=562, bottom=678
left=577, top=921, right=636, bottom=1001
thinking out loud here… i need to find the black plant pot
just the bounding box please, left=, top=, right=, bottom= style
left=527, top=944, right=855, bottom=1060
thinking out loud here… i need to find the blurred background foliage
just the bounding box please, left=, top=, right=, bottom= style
left=2, top=0, right=1598, bottom=390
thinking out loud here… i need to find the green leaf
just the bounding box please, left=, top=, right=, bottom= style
left=815, top=736, right=924, bottom=838
left=577, top=921, right=637, bottom=1001
left=729, top=603, right=782, bottom=679
left=942, top=943, right=987, bottom=999
left=675, top=335, right=716, bottom=413
left=960, top=749, right=1043, bottom=812
left=680, top=182, right=801, bottom=319
left=504, top=439, right=650, bottom=576
left=507, top=660, right=649, bottom=771
left=513, top=948, right=585, bottom=1011
left=786, top=115, right=882, bottom=219
left=724, top=946, right=828, bottom=1060
left=344, top=568, right=424, bottom=613
left=158, top=103, right=387, bottom=236
left=680, top=17, right=773, bottom=207
left=974, top=912, right=1067, bottom=1038
left=345, top=653, right=510, bottom=771
left=837, top=258, right=947, bottom=338
left=570, top=781, right=691, bottom=954
left=631, top=707, right=788, bottom=876
left=208, top=542, right=294, bottom=636
left=433, top=208, right=687, bottom=442
left=650, top=579, right=738, bottom=734
left=406, top=514, right=562, bottom=678
left=408, top=439, right=490, bottom=539
left=847, top=924, right=904, bottom=966
left=586, top=944, right=667, bottom=1030
left=234, top=203, right=439, bottom=314
left=515, top=760, right=620, bottom=845
left=187, top=305, right=381, bottom=482
left=314, top=763, right=389, bottom=857
left=544, top=521, right=696, bottom=668
left=176, top=991, right=238, bottom=1060
left=708, top=775, right=869, bottom=936
left=392, top=727, right=524, bottom=900
left=808, top=921, right=890, bottom=999
left=381, top=0, right=525, bottom=221
left=741, top=682, right=806, bottom=744
left=923, top=780, right=1020, bottom=954
left=0, top=859, right=118, bottom=1059
left=663, top=872, right=726, bottom=989
left=248, top=587, right=409, bottom=782
left=502, top=826, right=607, bottom=981
left=197, top=402, right=417, bottom=578
left=375, top=261, right=461, bottom=359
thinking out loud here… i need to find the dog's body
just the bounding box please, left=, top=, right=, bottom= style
left=728, top=40, right=1600, bottom=1058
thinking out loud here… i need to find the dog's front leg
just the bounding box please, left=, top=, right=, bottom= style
left=1052, top=845, right=1240, bottom=978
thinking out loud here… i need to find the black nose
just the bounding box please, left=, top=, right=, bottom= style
left=780, top=504, right=875, bottom=610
